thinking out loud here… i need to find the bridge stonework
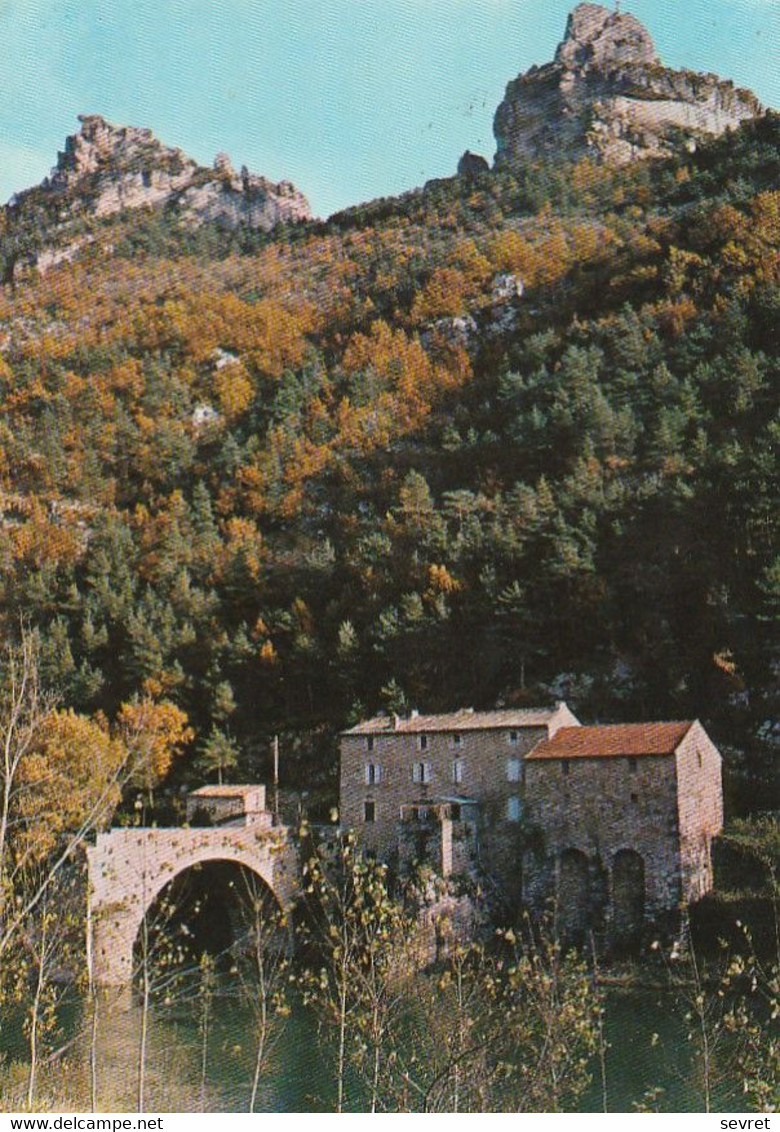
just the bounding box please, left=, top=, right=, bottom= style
left=87, top=822, right=299, bottom=986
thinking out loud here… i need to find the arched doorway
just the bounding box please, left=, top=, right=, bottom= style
left=133, top=859, right=286, bottom=984
left=612, top=849, right=645, bottom=948
left=557, top=848, right=590, bottom=943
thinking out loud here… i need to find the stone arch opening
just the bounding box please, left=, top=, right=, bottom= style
left=612, top=848, right=645, bottom=948
left=132, top=858, right=285, bottom=981
left=557, top=848, right=590, bottom=943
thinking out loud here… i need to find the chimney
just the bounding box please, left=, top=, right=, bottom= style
left=410, top=709, right=419, bottom=719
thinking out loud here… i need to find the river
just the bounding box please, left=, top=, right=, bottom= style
left=25, top=980, right=740, bottom=1113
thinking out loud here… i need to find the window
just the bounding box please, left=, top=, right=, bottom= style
left=562, top=761, right=570, bottom=777
left=364, top=763, right=382, bottom=785
left=451, top=733, right=462, bottom=748
left=364, top=801, right=376, bottom=823
left=412, top=762, right=431, bottom=784
left=142, top=169, right=152, bottom=188
left=697, top=749, right=703, bottom=769
left=452, top=758, right=464, bottom=784
left=507, top=796, right=521, bottom=822
left=630, top=792, right=639, bottom=805
left=508, top=730, right=519, bottom=745
left=450, top=803, right=461, bottom=821
left=418, top=734, right=429, bottom=751
left=628, top=757, right=638, bottom=773
left=366, top=735, right=375, bottom=752
left=507, top=757, right=522, bottom=783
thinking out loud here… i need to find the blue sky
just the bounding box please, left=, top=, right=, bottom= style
left=0, top=0, right=777, bottom=218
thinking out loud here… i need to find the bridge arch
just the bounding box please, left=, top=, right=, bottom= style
left=88, top=825, right=298, bottom=986
left=134, top=856, right=288, bottom=977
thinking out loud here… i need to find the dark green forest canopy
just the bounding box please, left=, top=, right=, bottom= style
left=0, top=115, right=777, bottom=812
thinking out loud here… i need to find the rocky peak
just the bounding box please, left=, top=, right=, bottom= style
left=494, top=4, right=764, bottom=170
left=554, top=3, right=658, bottom=69
left=49, top=114, right=196, bottom=193
left=8, top=114, right=312, bottom=262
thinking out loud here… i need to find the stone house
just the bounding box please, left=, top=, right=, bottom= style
left=339, top=703, right=579, bottom=902
left=186, top=784, right=271, bottom=827
left=522, top=720, right=723, bottom=941
left=339, top=709, right=723, bottom=936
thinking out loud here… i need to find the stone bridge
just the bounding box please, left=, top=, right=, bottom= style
left=87, top=785, right=299, bottom=986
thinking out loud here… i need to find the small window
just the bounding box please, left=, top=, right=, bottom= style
left=412, top=762, right=431, bottom=785
left=562, top=761, right=570, bottom=777
left=141, top=169, right=152, bottom=188
left=364, top=763, right=382, bottom=786
left=451, top=733, right=462, bottom=748
left=452, top=758, right=464, bottom=785
left=630, top=792, right=639, bottom=805
left=628, top=757, right=638, bottom=773
left=507, top=796, right=521, bottom=822
left=508, top=730, right=519, bottom=745
left=697, top=749, right=703, bottom=769
left=507, top=757, right=522, bottom=783
left=418, top=734, right=429, bottom=751
left=366, top=735, right=375, bottom=752
left=364, top=801, right=376, bottom=823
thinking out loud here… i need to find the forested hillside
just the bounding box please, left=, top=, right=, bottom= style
left=0, top=115, right=778, bottom=812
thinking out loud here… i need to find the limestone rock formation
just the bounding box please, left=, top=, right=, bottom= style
left=13, top=114, right=312, bottom=233
left=494, top=3, right=764, bottom=169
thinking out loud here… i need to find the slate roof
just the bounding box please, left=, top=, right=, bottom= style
left=342, top=706, right=568, bottom=736
left=526, top=721, right=694, bottom=761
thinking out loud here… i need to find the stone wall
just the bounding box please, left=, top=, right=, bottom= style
left=675, top=721, right=723, bottom=903
left=523, top=754, right=682, bottom=931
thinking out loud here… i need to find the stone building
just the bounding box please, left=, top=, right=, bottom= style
left=339, top=709, right=723, bottom=937
left=522, top=720, right=723, bottom=940
left=186, top=784, right=270, bottom=827
left=339, top=703, right=579, bottom=902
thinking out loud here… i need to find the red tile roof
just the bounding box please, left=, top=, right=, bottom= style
left=526, top=721, right=693, bottom=760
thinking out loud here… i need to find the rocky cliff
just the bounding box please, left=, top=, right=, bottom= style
left=494, top=3, right=764, bottom=169
left=4, top=114, right=311, bottom=273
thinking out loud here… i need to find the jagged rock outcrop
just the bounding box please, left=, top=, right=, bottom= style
left=457, top=150, right=490, bottom=178
left=494, top=3, right=764, bottom=169
left=10, top=114, right=311, bottom=236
